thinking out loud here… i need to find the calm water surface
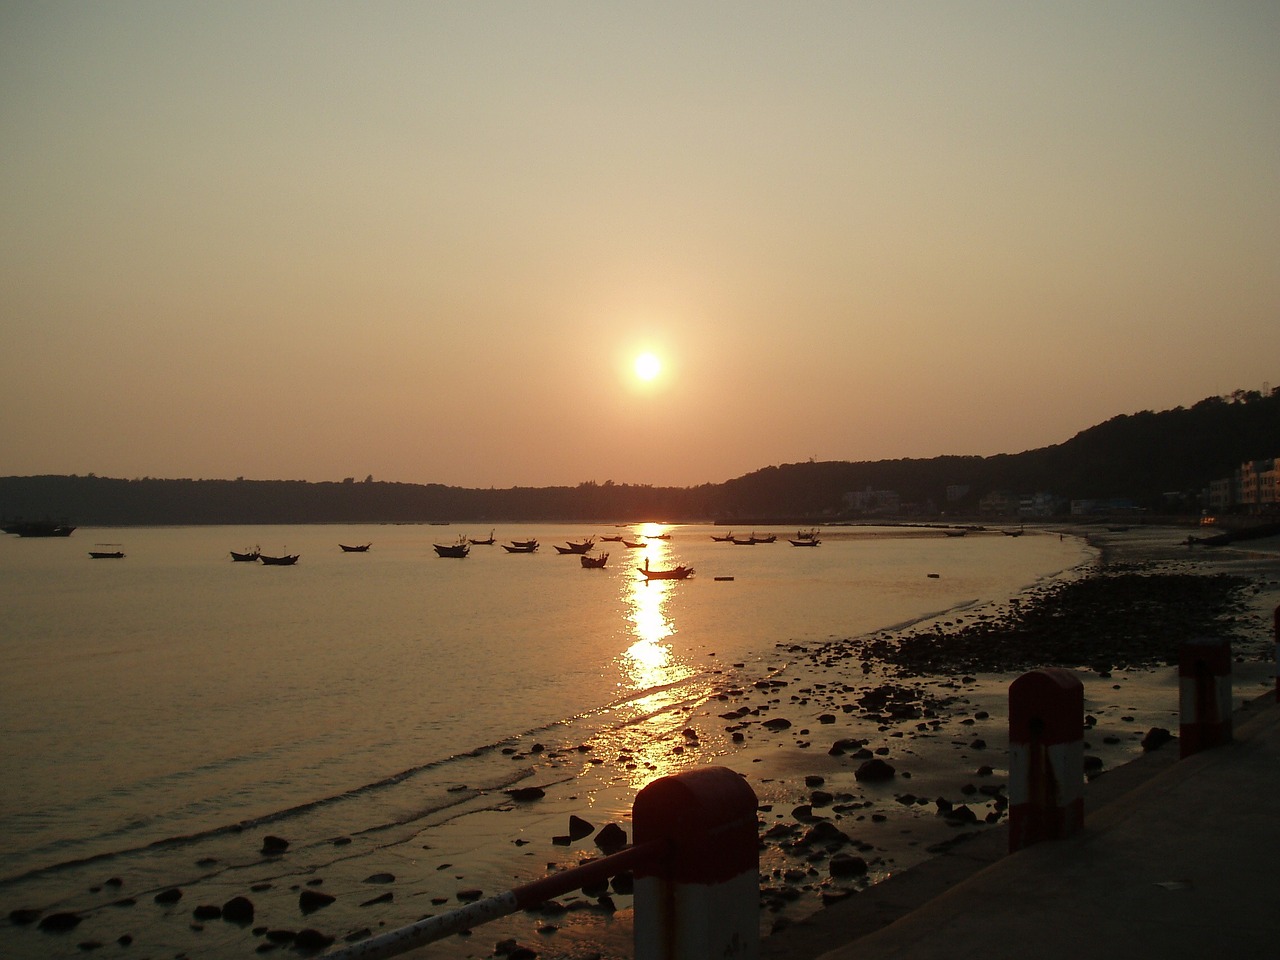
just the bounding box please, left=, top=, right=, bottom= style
left=0, top=523, right=1091, bottom=897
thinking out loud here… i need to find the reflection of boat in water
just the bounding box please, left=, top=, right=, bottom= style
left=638, top=558, right=694, bottom=580
left=580, top=552, right=609, bottom=568
left=259, top=554, right=299, bottom=565
left=503, top=540, right=539, bottom=553
left=554, top=537, right=596, bottom=555
left=230, top=547, right=261, bottom=562
left=433, top=537, right=470, bottom=558
left=4, top=518, right=76, bottom=537
left=339, top=542, right=371, bottom=552
left=469, top=529, right=496, bottom=545
left=89, top=544, right=125, bottom=559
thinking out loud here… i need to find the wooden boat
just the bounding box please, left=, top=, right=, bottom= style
left=621, top=539, right=647, bottom=549
left=554, top=537, right=596, bottom=555
left=732, top=532, right=776, bottom=545
left=580, top=552, right=609, bottom=569
left=1002, top=528, right=1025, bottom=537
left=599, top=534, right=625, bottom=542
left=503, top=541, right=539, bottom=553
left=788, top=537, right=820, bottom=547
left=339, top=542, right=371, bottom=552
left=795, top=528, right=820, bottom=541
left=230, top=548, right=260, bottom=562
left=638, top=558, right=694, bottom=580
left=259, top=554, right=299, bottom=565
left=89, top=544, right=125, bottom=559
left=510, top=538, right=538, bottom=549
left=710, top=532, right=735, bottom=542
left=943, top=529, right=968, bottom=537
left=433, top=537, right=470, bottom=558
left=469, top=530, right=496, bottom=545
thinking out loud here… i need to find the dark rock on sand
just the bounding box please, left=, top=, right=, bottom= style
left=854, top=758, right=896, bottom=782
left=261, top=835, right=290, bottom=854
left=1142, top=727, right=1174, bottom=751
left=38, top=911, right=82, bottom=932
left=154, top=887, right=183, bottom=904
left=829, top=853, right=869, bottom=877
left=294, top=928, right=336, bottom=951
left=222, top=896, right=255, bottom=924
left=568, top=814, right=594, bottom=840
left=363, top=872, right=395, bottom=884
left=595, top=822, right=628, bottom=854
left=299, top=890, right=336, bottom=914
left=10, top=908, right=41, bottom=925
left=507, top=786, right=546, bottom=802
left=193, top=904, right=222, bottom=920
left=360, top=892, right=393, bottom=907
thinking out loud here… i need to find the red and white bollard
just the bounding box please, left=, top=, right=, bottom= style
left=1273, top=605, right=1279, bottom=703
left=633, top=765, right=759, bottom=960
left=1008, top=668, right=1084, bottom=852
left=1179, top=637, right=1232, bottom=757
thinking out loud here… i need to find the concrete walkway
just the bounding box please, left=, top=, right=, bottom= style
left=792, top=694, right=1280, bottom=960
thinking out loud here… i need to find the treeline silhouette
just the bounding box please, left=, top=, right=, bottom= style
left=3, top=390, right=1276, bottom=526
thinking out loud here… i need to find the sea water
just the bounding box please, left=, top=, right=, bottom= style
left=0, top=523, right=1091, bottom=934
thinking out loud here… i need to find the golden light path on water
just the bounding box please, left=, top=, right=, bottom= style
left=582, top=524, right=716, bottom=794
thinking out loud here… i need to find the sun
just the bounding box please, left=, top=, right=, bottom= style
left=634, top=352, right=662, bottom=381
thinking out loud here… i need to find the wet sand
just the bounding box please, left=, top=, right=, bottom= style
left=9, top=526, right=1278, bottom=959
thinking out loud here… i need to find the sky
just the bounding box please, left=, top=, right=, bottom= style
left=2, top=2, right=1277, bottom=489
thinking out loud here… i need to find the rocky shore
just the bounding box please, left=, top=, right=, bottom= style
left=8, top=528, right=1278, bottom=960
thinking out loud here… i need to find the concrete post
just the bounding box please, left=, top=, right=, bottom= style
left=1179, top=637, right=1232, bottom=757
left=633, top=765, right=759, bottom=960
left=1008, top=668, right=1084, bottom=852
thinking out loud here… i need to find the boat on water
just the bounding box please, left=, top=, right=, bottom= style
left=554, top=537, right=596, bottom=555
left=503, top=540, right=539, bottom=553
left=259, top=554, right=299, bottom=566
left=509, top=538, right=538, bottom=549
left=433, top=537, right=470, bottom=558
left=89, top=544, right=125, bottom=559
left=710, top=532, right=735, bottom=542
left=469, top=530, right=496, bottom=545
left=580, top=552, right=609, bottom=569
left=795, top=528, right=820, bottom=541
left=943, top=529, right=968, bottom=537
left=4, top=518, right=76, bottom=537
left=230, top=547, right=261, bottom=562
left=732, top=532, right=776, bottom=545
left=599, top=534, right=625, bottom=543
left=1002, top=528, right=1025, bottom=537
left=621, top=539, right=647, bottom=549
left=788, top=537, right=820, bottom=547
left=637, top=558, right=694, bottom=580
left=340, top=542, right=371, bottom=552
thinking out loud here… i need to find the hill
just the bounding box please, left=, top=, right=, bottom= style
left=2, top=390, right=1276, bottom=525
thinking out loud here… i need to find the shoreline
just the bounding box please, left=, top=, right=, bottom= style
left=6, top=527, right=1276, bottom=959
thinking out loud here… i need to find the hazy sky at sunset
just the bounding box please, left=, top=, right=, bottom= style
left=3, top=2, right=1277, bottom=488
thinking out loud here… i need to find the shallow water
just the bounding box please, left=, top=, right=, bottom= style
left=0, top=522, right=1092, bottom=953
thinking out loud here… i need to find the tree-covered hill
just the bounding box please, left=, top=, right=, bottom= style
left=3, top=390, right=1276, bottom=525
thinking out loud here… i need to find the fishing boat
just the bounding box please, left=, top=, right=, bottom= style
left=433, top=537, right=470, bottom=558
left=89, top=544, right=125, bottom=559
left=503, top=540, right=539, bottom=553
left=599, top=534, right=625, bottom=543
left=554, top=537, right=596, bottom=555
left=230, top=547, right=260, bottom=562
left=580, top=552, right=609, bottom=569
left=795, top=528, right=820, bottom=541
left=509, top=538, right=538, bottom=549
left=638, top=558, right=694, bottom=580
left=710, top=531, right=735, bottom=542
left=943, top=529, right=968, bottom=537
left=788, top=537, right=821, bottom=547
left=339, top=542, right=371, bottom=552
left=469, top=529, right=496, bottom=545
left=621, top=539, right=647, bottom=549
left=259, top=554, right=299, bottom=565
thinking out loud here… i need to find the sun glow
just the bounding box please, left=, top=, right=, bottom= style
left=634, top=352, right=661, bottom=381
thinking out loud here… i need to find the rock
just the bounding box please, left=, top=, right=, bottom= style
left=261, top=835, right=289, bottom=854
left=568, top=815, right=594, bottom=840
left=1141, top=727, right=1174, bottom=752
left=193, top=904, right=222, bottom=921
left=763, top=717, right=792, bottom=731
left=298, top=890, right=336, bottom=914
left=456, top=888, right=483, bottom=902
left=10, top=908, right=41, bottom=925
left=594, top=822, right=628, bottom=855
left=154, top=888, right=183, bottom=904
left=222, top=896, right=255, bottom=924
left=829, top=853, right=869, bottom=877
left=294, top=928, right=335, bottom=951
left=360, top=892, right=393, bottom=907
left=38, top=912, right=82, bottom=932
left=804, top=775, right=825, bottom=787
left=363, top=872, right=395, bottom=884
left=854, top=758, right=896, bottom=782
left=506, top=786, right=545, bottom=802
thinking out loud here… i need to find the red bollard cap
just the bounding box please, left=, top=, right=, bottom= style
left=1009, top=668, right=1084, bottom=746
left=633, top=766, right=757, bottom=885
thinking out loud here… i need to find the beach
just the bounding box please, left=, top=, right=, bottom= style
left=6, top=525, right=1278, bottom=959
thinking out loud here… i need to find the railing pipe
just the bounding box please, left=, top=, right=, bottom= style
left=324, top=840, right=665, bottom=960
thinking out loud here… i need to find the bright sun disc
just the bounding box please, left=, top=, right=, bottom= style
left=635, top=353, right=661, bottom=381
